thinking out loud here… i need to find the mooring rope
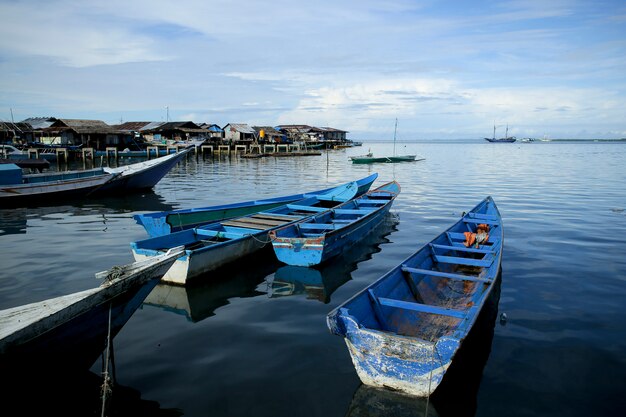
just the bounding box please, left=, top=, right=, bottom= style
left=100, top=303, right=114, bottom=417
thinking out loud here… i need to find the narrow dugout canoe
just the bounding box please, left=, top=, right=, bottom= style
left=130, top=179, right=367, bottom=286
left=269, top=181, right=400, bottom=267
left=133, top=172, right=378, bottom=237
left=326, top=196, right=503, bottom=397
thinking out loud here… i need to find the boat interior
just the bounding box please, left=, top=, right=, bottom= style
left=340, top=215, right=501, bottom=341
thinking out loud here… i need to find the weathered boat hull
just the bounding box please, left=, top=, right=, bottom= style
left=270, top=182, right=400, bottom=267
left=133, top=173, right=378, bottom=237
left=133, top=229, right=269, bottom=285
left=0, top=248, right=183, bottom=371
left=327, top=196, right=502, bottom=397
left=0, top=148, right=189, bottom=207
left=97, top=146, right=191, bottom=193
left=130, top=179, right=367, bottom=285
left=0, top=164, right=117, bottom=206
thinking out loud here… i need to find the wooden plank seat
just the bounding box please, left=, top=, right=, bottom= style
left=401, top=266, right=491, bottom=283
left=462, top=218, right=499, bottom=226
left=377, top=297, right=467, bottom=319
left=466, top=213, right=498, bottom=221
left=195, top=229, right=247, bottom=240
left=251, top=213, right=303, bottom=221
left=297, top=223, right=337, bottom=230
left=223, top=217, right=291, bottom=228
left=430, top=243, right=494, bottom=254
left=333, top=208, right=374, bottom=215
left=286, top=204, right=329, bottom=212
left=221, top=219, right=276, bottom=229
left=433, top=254, right=494, bottom=268
left=357, top=200, right=388, bottom=206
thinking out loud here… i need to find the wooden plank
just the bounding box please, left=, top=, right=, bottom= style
left=223, top=217, right=289, bottom=227
left=467, top=213, right=498, bottom=220
left=430, top=243, right=494, bottom=254
left=434, top=254, right=493, bottom=267
left=286, top=204, right=329, bottom=212
left=220, top=219, right=268, bottom=230
left=463, top=218, right=499, bottom=226
left=401, top=266, right=491, bottom=283
left=251, top=213, right=303, bottom=221
left=298, top=223, right=336, bottom=230
left=377, top=297, right=467, bottom=319
left=194, top=229, right=245, bottom=240
left=333, top=208, right=374, bottom=215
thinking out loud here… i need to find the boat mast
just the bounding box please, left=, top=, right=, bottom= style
left=393, top=118, right=398, bottom=156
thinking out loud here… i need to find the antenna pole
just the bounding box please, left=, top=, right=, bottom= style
left=393, top=118, right=398, bottom=156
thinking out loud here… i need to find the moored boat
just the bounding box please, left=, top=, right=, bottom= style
left=326, top=196, right=503, bottom=397
left=0, top=247, right=184, bottom=372
left=130, top=179, right=370, bottom=286
left=0, top=147, right=190, bottom=207
left=269, top=181, right=400, bottom=267
left=133, top=173, right=378, bottom=237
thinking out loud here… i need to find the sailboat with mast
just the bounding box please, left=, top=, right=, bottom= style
left=485, top=123, right=516, bottom=143
left=350, top=119, right=422, bottom=164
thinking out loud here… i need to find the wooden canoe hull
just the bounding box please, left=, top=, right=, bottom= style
left=327, top=196, right=503, bottom=397
left=130, top=179, right=368, bottom=285
left=0, top=249, right=183, bottom=372
left=133, top=173, right=379, bottom=237
left=270, top=182, right=400, bottom=267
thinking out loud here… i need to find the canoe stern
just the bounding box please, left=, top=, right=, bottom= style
left=271, top=235, right=325, bottom=267
left=339, top=316, right=459, bottom=397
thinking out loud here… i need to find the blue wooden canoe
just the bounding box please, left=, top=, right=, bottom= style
left=130, top=180, right=366, bottom=286
left=134, top=173, right=379, bottom=237
left=269, top=181, right=400, bottom=267
left=326, top=196, right=503, bottom=397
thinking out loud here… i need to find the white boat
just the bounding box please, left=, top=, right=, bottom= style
left=0, top=247, right=184, bottom=372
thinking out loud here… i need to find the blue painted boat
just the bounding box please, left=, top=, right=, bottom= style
left=0, top=147, right=190, bottom=207
left=130, top=179, right=367, bottom=286
left=0, top=163, right=118, bottom=207
left=268, top=212, right=400, bottom=303
left=134, top=173, right=379, bottom=237
left=0, top=247, right=184, bottom=372
left=326, top=196, right=503, bottom=397
left=269, top=181, right=400, bottom=267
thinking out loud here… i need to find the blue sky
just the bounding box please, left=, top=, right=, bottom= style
left=1, top=0, right=625, bottom=139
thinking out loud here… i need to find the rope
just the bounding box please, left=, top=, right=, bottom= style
left=104, top=265, right=125, bottom=283
left=100, top=303, right=114, bottom=417
left=248, top=232, right=274, bottom=247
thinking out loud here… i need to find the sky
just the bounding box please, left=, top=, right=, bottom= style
left=0, top=0, right=625, bottom=140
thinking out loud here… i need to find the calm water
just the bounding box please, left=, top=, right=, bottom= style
left=1, top=140, right=625, bottom=416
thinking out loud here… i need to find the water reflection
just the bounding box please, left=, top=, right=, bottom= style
left=0, top=367, right=181, bottom=417
left=0, top=191, right=174, bottom=236
left=144, top=250, right=282, bottom=322
left=266, top=213, right=399, bottom=303
left=0, top=276, right=160, bottom=374
left=346, top=384, right=439, bottom=417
